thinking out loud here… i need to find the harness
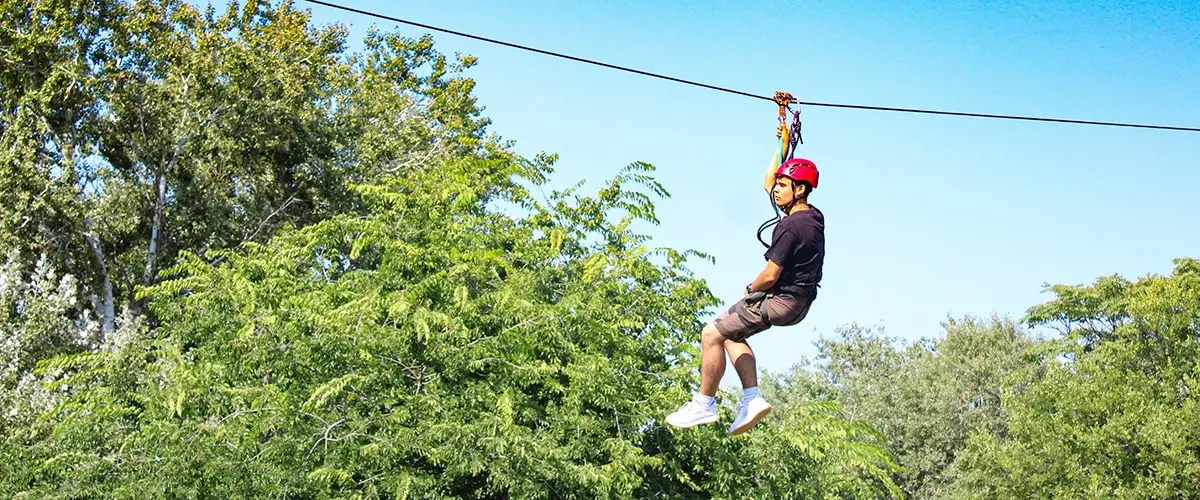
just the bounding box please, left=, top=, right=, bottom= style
left=757, top=91, right=805, bottom=248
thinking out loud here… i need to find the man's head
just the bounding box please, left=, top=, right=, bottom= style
left=772, top=158, right=818, bottom=211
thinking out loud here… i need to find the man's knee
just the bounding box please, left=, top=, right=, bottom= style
left=701, top=323, right=725, bottom=347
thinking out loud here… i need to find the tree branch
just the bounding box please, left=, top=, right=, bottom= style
left=80, top=220, right=114, bottom=335
left=458, top=315, right=548, bottom=351
left=306, top=417, right=347, bottom=461
left=143, top=104, right=230, bottom=286
left=142, top=171, right=166, bottom=286
left=207, top=195, right=298, bottom=267
left=382, top=140, right=447, bottom=174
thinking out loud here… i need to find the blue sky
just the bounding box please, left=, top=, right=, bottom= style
left=289, top=0, right=1199, bottom=381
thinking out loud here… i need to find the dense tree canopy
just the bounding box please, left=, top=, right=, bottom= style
left=2, top=1, right=1197, bottom=498
left=1, top=1, right=899, bottom=497
left=957, top=259, right=1200, bottom=497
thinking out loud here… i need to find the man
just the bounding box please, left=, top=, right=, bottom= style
left=665, top=157, right=824, bottom=436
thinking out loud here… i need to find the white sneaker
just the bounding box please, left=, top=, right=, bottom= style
left=728, top=397, right=772, bottom=436
left=665, top=400, right=718, bottom=428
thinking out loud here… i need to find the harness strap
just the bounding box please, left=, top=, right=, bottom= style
left=744, top=291, right=772, bottom=324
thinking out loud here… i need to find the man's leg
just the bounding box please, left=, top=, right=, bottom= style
left=664, top=322, right=724, bottom=428
left=698, top=323, right=727, bottom=397
left=665, top=295, right=773, bottom=430
left=726, top=337, right=772, bottom=436
left=724, top=324, right=776, bottom=436
left=724, top=338, right=757, bottom=389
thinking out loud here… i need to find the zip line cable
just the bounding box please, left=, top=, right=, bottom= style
left=305, top=0, right=1200, bottom=133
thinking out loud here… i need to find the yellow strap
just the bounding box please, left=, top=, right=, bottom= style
left=765, top=91, right=797, bottom=192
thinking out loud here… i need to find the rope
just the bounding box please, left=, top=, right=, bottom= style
left=305, top=0, right=1200, bottom=133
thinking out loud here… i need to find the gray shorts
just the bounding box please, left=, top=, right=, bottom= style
left=712, top=292, right=813, bottom=342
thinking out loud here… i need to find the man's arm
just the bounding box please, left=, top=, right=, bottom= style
left=746, top=259, right=783, bottom=295
left=764, top=160, right=778, bottom=193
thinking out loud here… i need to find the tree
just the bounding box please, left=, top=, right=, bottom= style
left=956, top=259, right=1200, bottom=498
left=806, top=316, right=1039, bottom=498
left=0, top=0, right=493, bottom=333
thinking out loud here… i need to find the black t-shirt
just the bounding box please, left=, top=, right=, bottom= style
left=763, top=205, right=824, bottom=297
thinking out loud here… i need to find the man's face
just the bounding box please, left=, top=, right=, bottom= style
left=772, top=177, right=796, bottom=206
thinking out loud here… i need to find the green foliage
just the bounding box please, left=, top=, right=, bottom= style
left=0, top=0, right=497, bottom=322
left=0, top=248, right=143, bottom=495
left=9, top=1, right=1198, bottom=498
left=638, top=396, right=902, bottom=499
left=2, top=3, right=910, bottom=496
left=1025, top=274, right=1133, bottom=350
left=799, top=316, right=1040, bottom=498
left=6, top=153, right=900, bottom=497
left=957, top=259, right=1200, bottom=497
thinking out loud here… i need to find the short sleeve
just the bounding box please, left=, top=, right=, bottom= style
left=764, top=225, right=800, bottom=267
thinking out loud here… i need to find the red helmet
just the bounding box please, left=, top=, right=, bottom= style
left=775, top=158, right=819, bottom=189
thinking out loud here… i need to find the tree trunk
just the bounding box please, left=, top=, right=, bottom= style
left=143, top=171, right=166, bottom=286
left=82, top=223, right=115, bottom=335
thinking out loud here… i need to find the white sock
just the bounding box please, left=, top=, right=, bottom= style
left=692, top=393, right=716, bottom=408
left=742, top=386, right=760, bottom=402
